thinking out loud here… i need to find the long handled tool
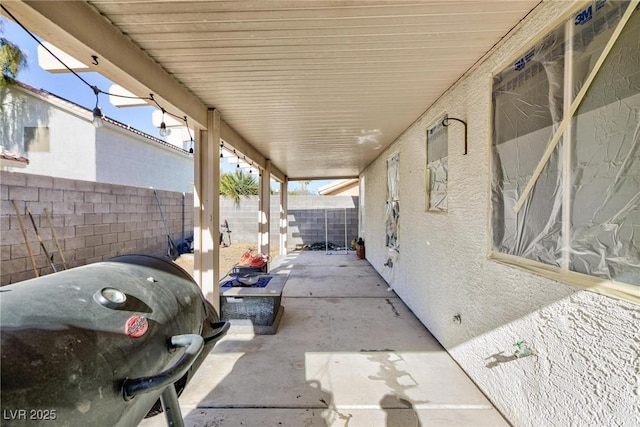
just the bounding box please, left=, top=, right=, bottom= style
left=12, top=200, right=39, bottom=277
left=44, top=208, right=67, bottom=270
left=153, top=189, right=179, bottom=260
left=26, top=207, right=57, bottom=273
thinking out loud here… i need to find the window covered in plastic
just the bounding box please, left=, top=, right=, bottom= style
left=491, top=1, right=639, bottom=293
left=426, top=117, right=448, bottom=212
left=386, top=153, right=399, bottom=250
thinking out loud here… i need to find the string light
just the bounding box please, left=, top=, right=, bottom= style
left=92, top=106, right=104, bottom=128
left=91, top=86, right=104, bottom=128
left=220, top=142, right=224, bottom=158
left=1, top=4, right=196, bottom=152
left=183, top=116, right=194, bottom=154
left=159, top=108, right=171, bottom=137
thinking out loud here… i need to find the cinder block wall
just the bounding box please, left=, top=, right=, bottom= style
left=219, top=196, right=260, bottom=245
left=1, top=172, right=358, bottom=284
left=1, top=171, right=193, bottom=285
left=287, top=195, right=359, bottom=248
left=220, top=195, right=359, bottom=249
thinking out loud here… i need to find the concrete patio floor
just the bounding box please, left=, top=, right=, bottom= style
left=140, top=251, right=508, bottom=427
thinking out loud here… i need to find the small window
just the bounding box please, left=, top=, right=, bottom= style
left=385, top=152, right=399, bottom=250
left=426, top=116, right=448, bottom=212
left=24, top=127, right=50, bottom=152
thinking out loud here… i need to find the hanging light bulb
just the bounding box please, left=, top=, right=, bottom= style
left=91, top=86, right=104, bottom=128
left=159, top=121, right=170, bottom=137
left=92, top=106, right=104, bottom=128
left=159, top=109, right=171, bottom=137
left=183, top=116, right=194, bottom=154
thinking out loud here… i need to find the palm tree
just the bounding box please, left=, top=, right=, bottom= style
left=1, top=22, right=27, bottom=89
left=220, top=170, right=258, bottom=202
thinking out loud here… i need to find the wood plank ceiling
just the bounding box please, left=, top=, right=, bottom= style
left=88, top=0, right=541, bottom=180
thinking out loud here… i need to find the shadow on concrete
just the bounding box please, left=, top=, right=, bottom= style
left=141, top=251, right=509, bottom=426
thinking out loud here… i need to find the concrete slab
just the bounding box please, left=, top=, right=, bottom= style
left=282, top=252, right=393, bottom=298
left=142, top=407, right=506, bottom=427
left=167, top=297, right=439, bottom=410
left=139, top=251, right=508, bottom=427
left=305, top=351, right=493, bottom=409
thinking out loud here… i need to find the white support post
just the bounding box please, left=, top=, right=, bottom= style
left=259, top=160, right=271, bottom=259
left=279, top=178, right=288, bottom=256
left=193, top=129, right=202, bottom=290
left=344, top=208, right=348, bottom=252
left=193, top=109, right=221, bottom=311
left=325, top=209, right=329, bottom=254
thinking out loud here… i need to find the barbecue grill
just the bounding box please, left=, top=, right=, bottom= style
left=0, top=254, right=228, bottom=426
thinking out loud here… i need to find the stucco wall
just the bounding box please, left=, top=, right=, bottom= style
left=0, top=84, right=193, bottom=193
left=1, top=85, right=96, bottom=181
left=361, top=1, right=639, bottom=426
left=95, top=125, right=193, bottom=193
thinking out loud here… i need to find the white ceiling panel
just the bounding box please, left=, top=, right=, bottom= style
left=28, top=0, right=544, bottom=179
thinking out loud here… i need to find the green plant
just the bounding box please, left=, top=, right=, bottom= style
left=0, top=23, right=27, bottom=89
left=220, top=170, right=258, bottom=202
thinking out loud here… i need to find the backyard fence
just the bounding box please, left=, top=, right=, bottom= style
left=1, top=171, right=358, bottom=285
left=1, top=171, right=192, bottom=285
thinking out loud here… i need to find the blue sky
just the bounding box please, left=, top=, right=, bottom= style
left=1, top=17, right=159, bottom=137
left=2, top=16, right=330, bottom=193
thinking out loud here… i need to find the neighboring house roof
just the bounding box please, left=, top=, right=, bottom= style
left=0, top=148, right=29, bottom=168
left=12, top=81, right=189, bottom=154
left=318, top=178, right=359, bottom=196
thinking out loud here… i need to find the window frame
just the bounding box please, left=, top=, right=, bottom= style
left=425, top=114, right=449, bottom=213
left=24, top=126, right=50, bottom=153
left=385, top=152, right=400, bottom=251
left=487, top=1, right=639, bottom=304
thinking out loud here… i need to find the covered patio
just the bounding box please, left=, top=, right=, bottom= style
left=2, top=1, right=638, bottom=426
left=0, top=0, right=543, bottom=312
left=142, top=251, right=508, bottom=427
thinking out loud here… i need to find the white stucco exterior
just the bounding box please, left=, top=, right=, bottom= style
left=0, top=83, right=193, bottom=192
left=361, top=1, right=639, bottom=426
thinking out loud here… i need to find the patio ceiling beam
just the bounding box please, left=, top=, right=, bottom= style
left=289, top=175, right=359, bottom=181
left=3, top=0, right=208, bottom=128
